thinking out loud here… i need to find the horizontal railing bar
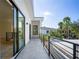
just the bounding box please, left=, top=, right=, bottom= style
left=53, top=44, right=73, bottom=56
left=76, top=56, right=79, bottom=59
left=50, top=40, right=79, bottom=53
left=58, top=41, right=79, bottom=53
left=51, top=40, right=73, bottom=50
left=51, top=39, right=79, bottom=46
left=48, top=46, right=58, bottom=59
left=50, top=41, right=72, bottom=54
left=49, top=39, right=79, bottom=59
left=50, top=42, right=69, bottom=58
left=50, top=46, right=65, bottom=59
left=59, top=39, right=79, bottom=46
left=52, top=45, right=70, bottom=59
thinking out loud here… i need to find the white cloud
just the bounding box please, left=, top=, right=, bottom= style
left=43, top=11, right=51, bottom=16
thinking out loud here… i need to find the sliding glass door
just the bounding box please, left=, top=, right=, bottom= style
left=0, top=0, right=25, bottom=58
left=13, top=7, right=25, bottom=55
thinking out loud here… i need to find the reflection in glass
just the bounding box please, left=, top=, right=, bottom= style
left=0, top=0, right=13, bottom=59
left=18, top=11, right=25, bottom=49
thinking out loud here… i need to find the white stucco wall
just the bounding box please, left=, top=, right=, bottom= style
left=13, top=0, right=34, bottom=44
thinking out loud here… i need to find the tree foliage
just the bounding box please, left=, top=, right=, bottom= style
left=50, top=17, right=79, bottom=39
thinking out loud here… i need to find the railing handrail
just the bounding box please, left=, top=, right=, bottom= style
left=57, top=39, right=79, bottom=46
left=50, top=39, right=79, bottom=53
left=42, top=35, right=79, bottom=59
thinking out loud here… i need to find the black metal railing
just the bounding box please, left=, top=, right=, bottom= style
left=43, top=37, right=79, bottom=59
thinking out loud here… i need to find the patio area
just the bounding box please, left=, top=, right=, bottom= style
left=16, top=39, right=50, bottom=59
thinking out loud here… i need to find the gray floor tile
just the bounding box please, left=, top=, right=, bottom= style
left=16, top=39, right=50, bottom=59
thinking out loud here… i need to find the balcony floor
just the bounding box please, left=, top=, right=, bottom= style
left=16, top=39, right=50, bottom=59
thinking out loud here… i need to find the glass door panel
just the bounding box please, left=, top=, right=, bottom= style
left=13, top=7, right=18, bottom=55
left=18, top=11, right=25, bottom=50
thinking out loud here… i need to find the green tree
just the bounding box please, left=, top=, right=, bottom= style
left=71, top=20, right=79, bottom=38
left=58, top=22, right=63, bottom=37
left=58, top=22, right=63, bottom=29
left=63, top=17, right=72, bottom=38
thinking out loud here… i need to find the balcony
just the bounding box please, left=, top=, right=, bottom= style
left=16, top=39, right=50, bottom=59
left=15, top=37, right=79, bottom=59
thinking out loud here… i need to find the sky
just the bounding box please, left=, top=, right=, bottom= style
left=33, top=0, right=79, bottom=28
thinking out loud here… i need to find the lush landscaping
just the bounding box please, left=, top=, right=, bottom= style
left=40, top=17, right=79, bottom=40
left=40, top=34, right=49, bottom=41
left=50, top=17, right=79, bottom=39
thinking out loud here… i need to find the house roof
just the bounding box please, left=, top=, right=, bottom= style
left=41, top=27, right=56, bottom=31
left=32, top=17, right=44, bottom=22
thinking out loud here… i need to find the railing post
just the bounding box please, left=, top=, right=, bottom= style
left=43, top=35, right=44, bottom=47
left=48, top=36, right=50, bottom=56
left=73, top=44, right=76, bottom=59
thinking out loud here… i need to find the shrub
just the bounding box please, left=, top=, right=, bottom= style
left=39, top=34, right=49, bottom=41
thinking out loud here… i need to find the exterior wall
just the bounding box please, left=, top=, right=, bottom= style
left=13, top=0, right=34, bottom=44
left=0, top=0, right=13, bottom=39
left=0, top=18, right=13, bottom=39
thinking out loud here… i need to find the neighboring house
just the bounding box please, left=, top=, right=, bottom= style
left=0, top=0, right=43, bottom=59
left=40, top=27, right=55, bottom=35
